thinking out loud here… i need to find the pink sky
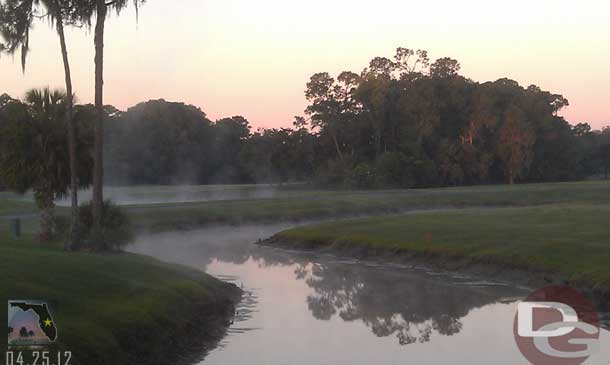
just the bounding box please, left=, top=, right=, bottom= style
left=1, top=0, right=609, bottom=129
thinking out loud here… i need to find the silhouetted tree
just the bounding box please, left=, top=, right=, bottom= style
left=0, top=90, right=93, bottom=240
left=90, top=0, right=145, bottom=239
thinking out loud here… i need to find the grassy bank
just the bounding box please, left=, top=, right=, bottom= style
left=2, top=181, right=609, bottom=232
left=269, top=204, right=610, bottom=297
left=1, top=209, right=241, bottom=364
left=124, top=181, right=610, bottom=231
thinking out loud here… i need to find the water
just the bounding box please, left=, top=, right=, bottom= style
left=129, top=224, right=610, bottom=365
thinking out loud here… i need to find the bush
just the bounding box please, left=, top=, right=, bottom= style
left=350, top=163, right=377, bottom=189
left=374, top=152, right=416, bottom=188
left=76, top=200, right=134, bottom=251
left=53, top=214, right=71, bottom=241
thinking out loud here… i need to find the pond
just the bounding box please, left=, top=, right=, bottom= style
left=129, top=224, right=610, bottom=365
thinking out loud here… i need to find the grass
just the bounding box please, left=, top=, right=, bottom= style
left=0, top=192, right=36, bottom=216
left=273, top=204, right=610, bottom=292
left=3, top=181, right=609, bottom=232
left=122, top=180, right=610, bottom=231
left=0, top=204, right=240, bottom=365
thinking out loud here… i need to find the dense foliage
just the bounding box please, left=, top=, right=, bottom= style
left=100, top=48, right=609, bottom=188
left=103, top=100, right=317, bottom=185
left=2, top=51, right=609, bottom=191
left=75, top=200, right=133, bottom=251
left=303, top=48, right=608, bottom=187
left=0, top=90, right=93, bottom=239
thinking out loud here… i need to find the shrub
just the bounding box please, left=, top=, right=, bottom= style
left=375, top=152, right=415, bottom=188
left=76, top=200, right=134, bottom=251
left=350, top=163, right=377, bottom=189
left=53, top=214, right=71, bottom=241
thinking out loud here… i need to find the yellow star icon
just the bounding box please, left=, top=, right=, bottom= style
left=43, top=318, right=52, bottom=327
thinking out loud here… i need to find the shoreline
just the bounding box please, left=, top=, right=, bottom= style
left=260, top=236, right=610, bottom=321
left=1, top=233, right=243, bottom=365
left=126, top=281, right=242, bottom=365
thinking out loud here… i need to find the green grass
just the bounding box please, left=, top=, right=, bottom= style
left=274, top=204, right=610, bottom=291
left=123, top=181, right=610, bottom=231
left=0, top=204, right=239, bottom=364
left=4, top=181, right=609, bottom=232
left=0, top=192, right=36, bottom=216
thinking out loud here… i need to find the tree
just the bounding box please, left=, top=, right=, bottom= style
left=105, top=99, right=215, bottom=185
left=599, top=128, right=610, bottom=179
left=90, top=0, right=144, bottom=236
left=302, top=47, right=590, bottom=188
left=20, top=327, right=28, bottom=338
left=0, top=0, right=94, bottom=250
left=212, top=116, right=251, bottom=182
left=0, top=0, right=33, bottom=72
left=394, top=47, right=429, bottom=76
left=430, top=57, right=461, bottom=78
left=497, top=104, right=535, bottom=184
left=305, top=72, right=347, bottom=162
left=572, top=122, right=591, bottom=137
left=49, top=0, right=95, bottom=249
left=50, top=1, right=88, bottom=250
left=0, top=90, right=93, bottom=241
left=91, top=0, right=106, bottom=236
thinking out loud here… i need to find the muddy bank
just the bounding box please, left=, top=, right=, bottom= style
left=260, top=236, right=610, bottom=317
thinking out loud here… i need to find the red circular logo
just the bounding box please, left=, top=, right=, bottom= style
left=513, top=286, right=600, bottom=365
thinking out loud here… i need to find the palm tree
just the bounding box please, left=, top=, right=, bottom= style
left=0, top=89, right=93, bottom=241
left=54, top=4, right=79, bottom=250
left=91, top=0, right=106, bottom=238
left=1, top=0, right=144, bottom=242
left=2, top=89, right=64, bottom=239
left=0, top=0, right=93, bottom=250
left=24, top=88, right=68, bottom=239
left=91, top=0, right=143, bottom=236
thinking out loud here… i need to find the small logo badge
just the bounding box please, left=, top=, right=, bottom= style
left=513, top=286, right=600, bottom=365
left=8, top=300, right=58, bottom=347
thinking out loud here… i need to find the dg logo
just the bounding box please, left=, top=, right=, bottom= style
left=513, top=286, right=600, bottom=365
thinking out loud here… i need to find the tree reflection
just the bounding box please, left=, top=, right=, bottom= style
left=295, top=262, right=514, bottom=345
left=133, top=227, right=521, bottom=347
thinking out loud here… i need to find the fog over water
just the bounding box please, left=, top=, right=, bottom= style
left=128, top=224, right=610, bottom=365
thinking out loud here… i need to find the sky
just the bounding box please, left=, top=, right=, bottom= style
left=1, top=0, right=609, bottom=129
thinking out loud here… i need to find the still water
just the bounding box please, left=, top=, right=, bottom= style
left=129, top=224, right=610, bottom=365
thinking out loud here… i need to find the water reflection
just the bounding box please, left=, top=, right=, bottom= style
left=130, top=224, right=522, bottom=347
left=129, top=225, right=610, bottom=365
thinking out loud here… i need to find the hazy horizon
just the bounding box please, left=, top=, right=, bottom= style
left=1, top=0, right=609, bottom=129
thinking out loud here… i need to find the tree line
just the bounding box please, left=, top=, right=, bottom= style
left=103, top=99, right=317, bottom=185
left=303, top=48, right=609, bottom=187
left=1, top=49, right=609, bottom=204
left=5, top=49, right=610, bottom=194
left=99, top=48, right=610, bottom=188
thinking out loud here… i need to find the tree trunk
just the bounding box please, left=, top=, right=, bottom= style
left=56, top=15, right=77, bottom=251
left=331, top=131, right=344, bottom=163
left=36, top=189, right=55, bottom=242
left=92, top=0, right=107, bottom=239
